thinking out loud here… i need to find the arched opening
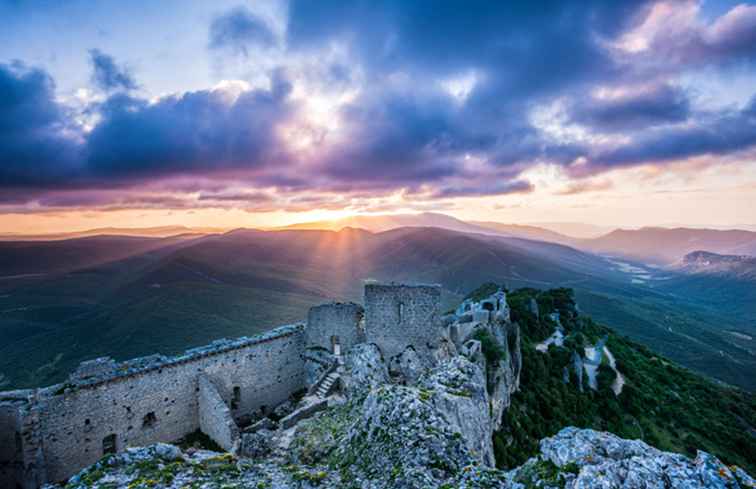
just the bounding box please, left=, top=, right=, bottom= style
left=231, top=386, right=241, bottom=410
left=330, top=335, right=341, bottom=355
left=102, top=434, right=117, bottom=455
left=482, top=301, right=495, bottom=312
left=142, top=412, right=157, bottom=428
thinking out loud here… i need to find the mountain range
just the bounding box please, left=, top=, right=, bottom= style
left=1, top=219, right=755, bottom=393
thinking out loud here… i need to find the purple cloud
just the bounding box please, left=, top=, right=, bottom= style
left=569, top=83, right=691, bottom=131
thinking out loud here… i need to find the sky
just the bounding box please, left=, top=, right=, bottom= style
left=1, top=0, right=756, bottom=233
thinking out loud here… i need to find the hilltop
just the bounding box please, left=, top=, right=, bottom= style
left=43, top=283, right=755, bottom=489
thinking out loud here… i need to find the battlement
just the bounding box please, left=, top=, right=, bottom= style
left=46, top=324, right=303, bottom=396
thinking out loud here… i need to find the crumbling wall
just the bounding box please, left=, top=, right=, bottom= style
left=305, top=302, right=364, bottom=353
left=364, top=283, right=442, bottom=361
left=198, top=375, right=239, bottom=452
left=32, top=325, right=305, bottom=484
left=0, top=399, right=22, bottom=489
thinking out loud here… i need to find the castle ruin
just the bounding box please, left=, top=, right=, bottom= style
left=0, top=282, right=507, bottom=489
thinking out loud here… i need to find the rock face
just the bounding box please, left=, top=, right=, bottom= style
left=420, top=356, right=494, bottom=466
left=342, top=343, right=389, bottom=395
left=510, top=427, right=756, bottom=489
left=387, top=345, right=426, bottom=384
left=487, top=319, right=521, bottom=430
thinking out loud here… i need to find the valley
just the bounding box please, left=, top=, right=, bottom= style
left=1, top=223, right=754, bottom=392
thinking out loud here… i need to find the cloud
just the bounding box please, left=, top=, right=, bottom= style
left=3, top=1, right=756, bottom=216
left=0, top=62, right=81, bottom=187
left=556, top=179, right=614, bottom=195
left=615, top=1, right=756, bottom=69
left=430, top=180, right=534, bottom=199
left=85, top=79, right=293, bottom=180
left=570, top=83, right=690, bottom=131
left=572, top=95, right=756, bottom=175
left=209, top=6, right=277, bottom=57
left=89, top=49, right=138, bottom=92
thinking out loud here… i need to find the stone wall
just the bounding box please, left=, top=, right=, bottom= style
left=24, top=324, right=305, bottom=485
left=198, top=375, right=239, bottom=452
left=305, top=302, right=364, bottom=353
left=0, top=399, right=22, bottom=489
left=364, top=283, right=442, bottom=361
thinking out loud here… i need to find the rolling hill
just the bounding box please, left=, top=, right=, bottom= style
left=1, top=226, right=754, bottom=393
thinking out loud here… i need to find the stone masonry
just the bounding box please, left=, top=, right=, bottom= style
left=0, top=283, right=448, bottom=489
left=364, top=283, right=443, bottom=362
left=305, top=302, right=364, bottom=353
left=198, top=375, right=239, bottom=452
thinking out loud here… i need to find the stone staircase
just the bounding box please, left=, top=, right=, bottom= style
left=316, top=372, right=339, bottom=399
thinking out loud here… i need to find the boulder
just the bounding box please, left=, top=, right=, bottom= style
left=342, top=343, right=389, bottom=395
left=388, top=345, right=426, bottom=384
left=517, top=427, right=756, bottom=489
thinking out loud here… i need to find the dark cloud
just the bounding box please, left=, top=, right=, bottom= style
left=288, top=0, right=649, bottom=99
left=85, top=79, right=293, bottom=179
left=89, top=49, right=138, bottom=92
left=209, top=6, right=277, bottom=56
left=4, top=2, right=756, bottom=214
left=570, top=83, right=691, bottom=131
left=0, top=62, right=80, bottom=188
left=430, top=180, right=534, bottom=199
left=574, top=96, right=756, bottom=175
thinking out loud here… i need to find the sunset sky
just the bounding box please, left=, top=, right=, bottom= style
left=1, top=0, right=756, bottom=233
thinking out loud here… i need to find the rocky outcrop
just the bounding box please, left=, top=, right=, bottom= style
left=342, top=343, right=389, bottom=395
left=509, top=427, right=756, bottom=489
left=420, top=356, right=494, bottom=466
left=487, top=320, right=521, bottom=430
left=572, top=350, right=584, bottom=392
left=387, top=345, right=425, bottom=384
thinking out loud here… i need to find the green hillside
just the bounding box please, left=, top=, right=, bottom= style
left=1, top=227, right=754, bottom=392
left=471, top=285, right=756, bottom=475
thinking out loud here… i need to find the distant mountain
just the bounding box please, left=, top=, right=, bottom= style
left=470, top=221, right=576, bottom=244
left=580, top=227, right=756, bottom=265
left=0, top=234, right=201, bottom=277
left=677, top=250, right=756, bottom=280
left=277, top=212, right=499, bottom=235
left=1, top=226, right=754, bottom=393
left=522, top=221, right=614, bottom=239
left=0, top=226, right=224, bottom=241
left=279, top=212, right=587, bottom=243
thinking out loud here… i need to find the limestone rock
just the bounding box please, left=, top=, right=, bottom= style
left=387, top=345, right=426, bottom=384
left=529, top=297, right=540, bottom=317
left=272, top=399, right=296, bottom=420
left=332, top=383, right=474, bottom=488
left=486, top=320, right=521, bottom=431
left=515, top=427, right=756, bottom=489
left=342, top=343, right=389, bottom=395
left=239, top=429, right=273, bottom=458
left=420, top=356, right=494, bottom=467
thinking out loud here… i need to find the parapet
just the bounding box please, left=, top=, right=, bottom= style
left=42, top=323, right=305, bottom=396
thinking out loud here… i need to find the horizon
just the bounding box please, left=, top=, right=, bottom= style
left=2, top=1, right=756, bottom=233
left=3, top=210, right=756, bottom=238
